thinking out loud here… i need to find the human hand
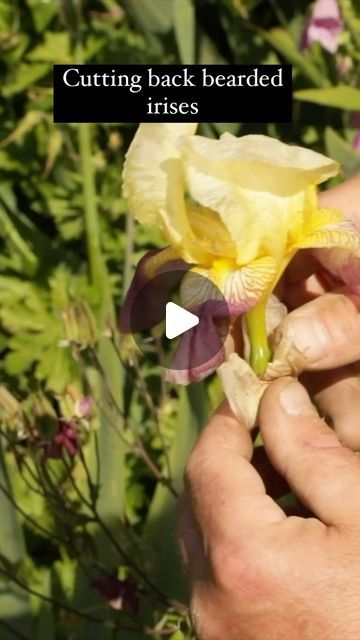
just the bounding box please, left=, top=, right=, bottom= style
left=178, top=378, right=360, bottom=640
left=269, top=173, right=360, bottom=450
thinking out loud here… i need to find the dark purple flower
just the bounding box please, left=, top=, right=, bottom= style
left=301, top=0, right=343, bottom=54
left=120, top=248, right=189, bottom=333
left=350, top=113, right=360, bottom=129
left=44, top=421, right=79, bottom=459
left=91, top=575, right=138, bottom=612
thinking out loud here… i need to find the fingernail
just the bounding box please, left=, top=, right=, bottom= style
left=288, top=315, right=330, bottom=362
left=279, top=381, right=317, bottom=416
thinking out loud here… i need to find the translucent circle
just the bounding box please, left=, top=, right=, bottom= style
left=129, top=269, right=230, bottom=372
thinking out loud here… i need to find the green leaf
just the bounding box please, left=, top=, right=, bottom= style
left=324, top=128, right=360, bottom=179
left=294, top=86, right=360, bottom=110
left=43, top=129, right=63, bottom=177
left=28, top=33, right=72, bottom=64
left=125, top=482, right=147, bottom=525
left=0, top=441, right=33, bottom=639
left=0, top=111, right=45, bottom=148
left=94, top=338, right=125, bottom=522
left=2, top=63, right=50, bottom=97
left=34, top=570, right=55, bottom=640
left=26, top=0, right=58, bottom=32
left=144, top=383, right=208, bottom=601
left=261, top=28, right=327, bottom=88
left=0, top=202, right=38, bottom=272
left=173, top=0, right=195, bottom=64
left=170, top=631, right=185, bottom=640
left=124, top=0, right=173, bottom=33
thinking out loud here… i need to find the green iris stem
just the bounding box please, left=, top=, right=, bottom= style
left=246, top=298, right=271, bottom=375
left=78, top=123, right=104, bottom=289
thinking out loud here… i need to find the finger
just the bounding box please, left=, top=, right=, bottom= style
left=259, top=377, right=360, bottom=527
left=271, top=291, right=360, bottom=374
left=302, top=366, right=360, bottom=451
left=185, top=402, right=285, bottom=543
left=284, top=250, right=319, bottom=285
left=251, top=447, right=290, bottom=498
left=283, top=272, right=329, bottom=310
left=318, top=173, right=360, bottom=228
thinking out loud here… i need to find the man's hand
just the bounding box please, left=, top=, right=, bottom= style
left=273, top=173, right=360, bottom=450
left=178, top=379, right=360, bottom=640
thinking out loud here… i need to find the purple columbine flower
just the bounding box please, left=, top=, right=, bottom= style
left=301, top=0, right=343, bottom=54
left=91, top=575, right=138, bottom=612
left=44, top=421, right=79, bottom=459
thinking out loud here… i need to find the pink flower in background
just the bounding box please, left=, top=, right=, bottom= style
left=75, top=395, right=93, bottom=419
left=44, top=421, right=79, bottom=459
left=301, top=0, right=343, bottom=54
left=350, top=113, right=360, bottom=151
left=353, top=131, right=360, bottom=151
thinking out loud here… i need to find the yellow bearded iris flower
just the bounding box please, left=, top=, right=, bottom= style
left=123, top=123, right=360, bottom=376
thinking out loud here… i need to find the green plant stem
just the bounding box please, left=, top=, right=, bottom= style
left=123, top=208, right=135, bottom=298
left=246, top=298, right=271, bottom=375
left=78, top=123, right=104, bottom=289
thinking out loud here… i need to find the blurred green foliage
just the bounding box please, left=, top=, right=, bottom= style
left=0, top=0, right=359, bottom=638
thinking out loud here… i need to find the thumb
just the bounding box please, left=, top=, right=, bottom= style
left=271, top=291, right=360, bottom=373
left=259, top=377, right=360, bottom=527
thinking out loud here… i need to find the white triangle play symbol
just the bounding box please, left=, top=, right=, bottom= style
left=165, top=302, right=199, bottom=340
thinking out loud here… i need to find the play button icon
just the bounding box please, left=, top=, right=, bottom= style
left=123, top=267, right=230, bottom=375
left=165, top=302, right=199, bottom=339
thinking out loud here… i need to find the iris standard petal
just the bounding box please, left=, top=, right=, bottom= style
left=180, top=133, right=339, bottom=195
left=122, top=123, right=197, bottom=247
left=183, top=165, right=296, bottom=264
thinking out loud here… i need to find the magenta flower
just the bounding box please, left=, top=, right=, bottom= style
left=91, top=575, right=138, bottom=612
left=353, top=131, right=360, bottom=151
left=43, top=421, right=79, bottom=459
left=301, top=0, right=343, bottom=54
left=350, top=113, right=360, bottom=151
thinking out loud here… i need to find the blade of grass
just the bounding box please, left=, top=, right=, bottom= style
left=144, top=383, right=209, bottom=601
left=0, top=438, right=33, bottom=639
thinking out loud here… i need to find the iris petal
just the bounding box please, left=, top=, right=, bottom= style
left=123, top=123, right=197, bottom=250
left=120, top=248, right=188, bottom=332
left=297, top=220, right=360, bottom=250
